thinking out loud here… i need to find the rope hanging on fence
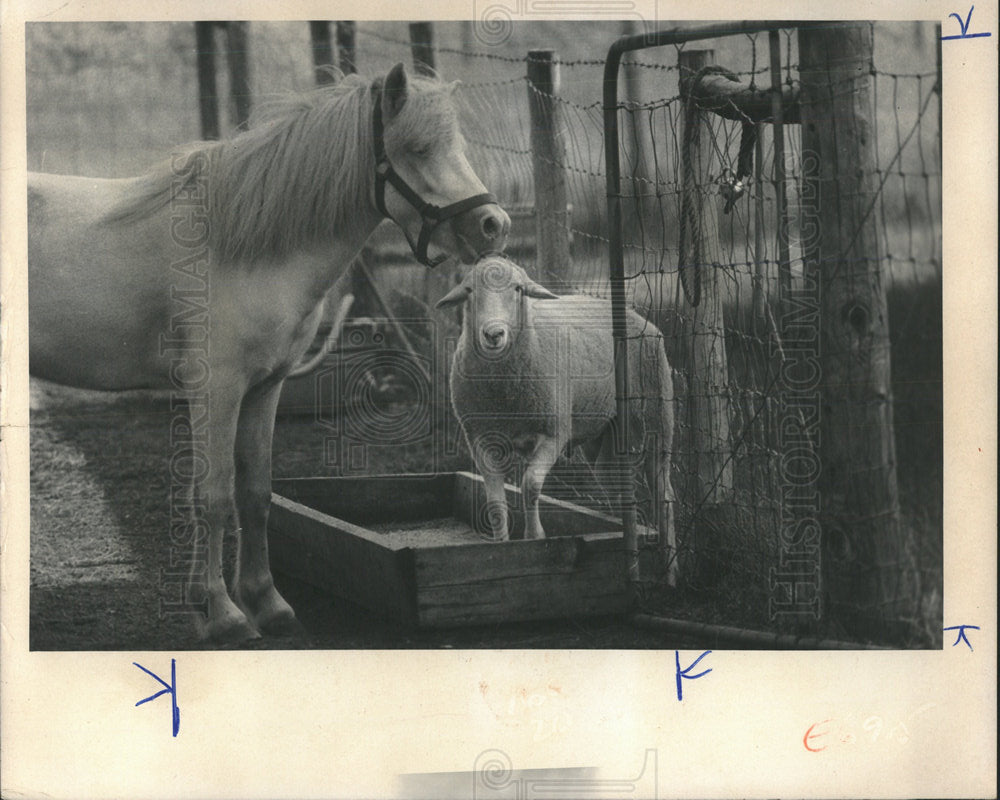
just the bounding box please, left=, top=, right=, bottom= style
left=678, top=64, right=739, bottom=306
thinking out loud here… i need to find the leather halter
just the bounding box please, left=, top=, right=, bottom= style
left=371, top=83, right=499, bottom=268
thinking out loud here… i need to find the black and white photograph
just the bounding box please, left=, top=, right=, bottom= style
left=23, top=19, right=944, bottom=651
left=1, top=6, right=994, bottom=799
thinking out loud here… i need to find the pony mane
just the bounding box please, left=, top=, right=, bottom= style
left=104, top=72, right=460, bottom=268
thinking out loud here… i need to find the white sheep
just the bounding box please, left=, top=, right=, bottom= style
left=437, top=255, right=677, bottom=584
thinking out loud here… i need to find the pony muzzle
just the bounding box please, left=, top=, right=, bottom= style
left=426, top=200, right=510, bottom=267
left=453, top=204, right=510, bottom=261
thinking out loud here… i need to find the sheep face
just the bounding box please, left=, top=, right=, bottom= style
left=436, top=256, right=557, bottom=357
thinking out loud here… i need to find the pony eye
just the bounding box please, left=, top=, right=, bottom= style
left=410, top=143, right=435, bottom=159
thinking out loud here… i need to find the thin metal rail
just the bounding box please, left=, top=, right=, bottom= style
left=768, top=29, right=792, bottom=326
left=631, top=613, right=890, bottom=650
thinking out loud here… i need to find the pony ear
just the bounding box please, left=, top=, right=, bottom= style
left=447, top=79, right=462, bottom=95
left=435, top=283, right=472, bottom=309
left=522, top=279, right=558, bottom=300
left=383, top=62, right=409, bottom=120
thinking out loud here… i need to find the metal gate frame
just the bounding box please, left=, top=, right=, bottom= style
left=602, top=20, right=801, bottom=585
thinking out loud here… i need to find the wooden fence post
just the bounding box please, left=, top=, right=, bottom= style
left=309, top=21, right=336, bottom=85
left=677, top=49, right=734, bottom=580
left=527, top=50, right=571, bottom=281
left=798, top=23, right=916, bottom=642
left=409, top=22, right=436, bottom=76
left=337, top=22, right=357, bottom=74
left=195, top=22, right=219, bottom=140
left=225, top=22, right=252, bottom=130
left=461, top=21, right=475, bottom=68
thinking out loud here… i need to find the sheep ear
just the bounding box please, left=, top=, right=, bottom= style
left=522, top=279, right=558, bottom=300
left=435, top=284, right=471, bottom=309
left=383, top=62, right=408, bottom=120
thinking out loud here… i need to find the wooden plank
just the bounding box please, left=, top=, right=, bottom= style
left=416, top=556, right=628, bottom=627
left=272, top=473, right=454, bottom=524
left=267, top=495, right=416, bottom=623
left=452, top=471, right=621, bottom=538
left=414, top=530, right=623, bottom=587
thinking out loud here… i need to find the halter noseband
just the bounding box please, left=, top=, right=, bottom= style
left=371, top=83, right=499, bottom=268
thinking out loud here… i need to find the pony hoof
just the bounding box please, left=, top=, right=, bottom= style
left=239, top=587, right=302, bottom=637
left=202, top=613, right=261, bottom=644
left=257, top=609, right=304, bottom=637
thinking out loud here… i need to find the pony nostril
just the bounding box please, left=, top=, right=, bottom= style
left=481, top=214, right=501, bottom=240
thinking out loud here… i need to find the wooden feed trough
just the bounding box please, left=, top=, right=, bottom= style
left=267, top=471, right=628, bottom=627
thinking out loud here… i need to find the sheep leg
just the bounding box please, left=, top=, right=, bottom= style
left=469, top=436, right=510, bottom=541
left=481, top=470, right=510, bottom=541
left=522, top=436, right=562, bottom=539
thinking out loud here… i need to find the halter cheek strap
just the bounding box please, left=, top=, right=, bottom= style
left=371, top=83, right=499, bottom=268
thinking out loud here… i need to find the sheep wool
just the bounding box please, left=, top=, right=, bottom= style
left=437, top=255, right=677, bottom=584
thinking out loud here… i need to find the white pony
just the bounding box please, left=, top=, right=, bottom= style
left=29, top=63, right=510, bottom=642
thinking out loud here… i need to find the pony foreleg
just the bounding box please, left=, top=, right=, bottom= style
left=192, top=381, right=260, bottom=642
left=234, top=379, right=300, bottom=635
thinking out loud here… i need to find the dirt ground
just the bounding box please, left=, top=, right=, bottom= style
left=28, top=380, right=699, bottom=651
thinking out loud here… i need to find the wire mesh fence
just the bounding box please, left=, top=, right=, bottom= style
left=602, top=22, right=941, bottom=646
